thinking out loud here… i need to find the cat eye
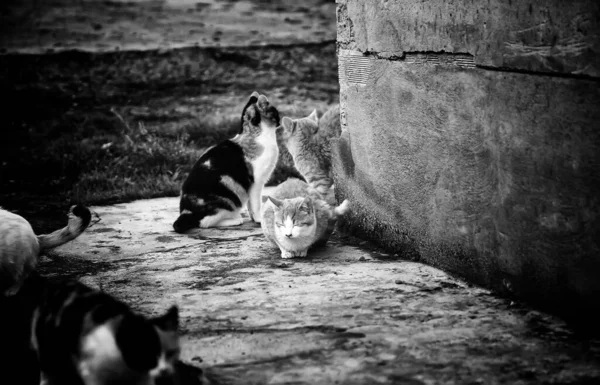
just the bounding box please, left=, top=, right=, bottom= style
left=275, top=222, right=283, bottom=227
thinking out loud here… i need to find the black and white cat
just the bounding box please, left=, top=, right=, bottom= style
left=173, top=92, right=280, bottom=233
left=0, top=275, right=181, bottom=385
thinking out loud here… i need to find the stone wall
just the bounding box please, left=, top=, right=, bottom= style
left=334, top=0, right=600, bottom=326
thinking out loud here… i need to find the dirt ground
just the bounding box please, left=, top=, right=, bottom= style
left=0, top=0, right=336, bottom=54
left=1, top=1, right=600, bottom=384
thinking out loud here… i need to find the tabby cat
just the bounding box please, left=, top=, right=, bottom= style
left=28, top=278, right=180, bottom=385
left=279, top=104, right=341, bottom=198
left=261, top=178, right=349, bottom=259
left=0, top=205, right=93, bottom=296
left=173, top=91, right=280, bottom=233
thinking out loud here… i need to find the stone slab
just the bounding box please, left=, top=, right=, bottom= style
left=46, top=193, right=600, bottom=384
left=336, top=0, right=600, bottom=77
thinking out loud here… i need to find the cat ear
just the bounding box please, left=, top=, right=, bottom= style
left=257, top=94, right=269, bottom=109
left=307, top=109, right=318, bottom=123
left=281, top=117, right=295, bottom=133
left=268, top=196, right=283, bottom=208
left=152, top=305, right=179, bottom=332
left=241, top=92, right=260, bottom=131
left=300, top=197, right=313, bottom=212
left=116, top=315, right=161, bottom=371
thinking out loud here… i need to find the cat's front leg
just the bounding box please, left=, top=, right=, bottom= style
left=293, top=249, right=308, bottom=258
left=247, top=184, right=263, bottom=223
left=280, top=249, right=295, bottom=259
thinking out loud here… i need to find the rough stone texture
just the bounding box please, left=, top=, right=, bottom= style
left=0, top=0, right=336, bottom=54
left=47, top=196, right=600, bottom=384
left=337, top=0, right=600, bottom=77
left=334, top=0, right=600, bottom=329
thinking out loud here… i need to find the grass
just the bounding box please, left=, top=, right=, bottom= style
left=0, top=43, right=337, bottom=232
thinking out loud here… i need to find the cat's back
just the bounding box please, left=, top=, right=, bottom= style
left=317, top=104, right=341, bottom=140
left=0, top=209, right=39, bottom=262
left=271, top=178, right=313, bottom=199
left=189, top=140, right=248, bottom=177
left=34, top=280, right=130, bottom=351
left=182, top=140, right=252, bottom=192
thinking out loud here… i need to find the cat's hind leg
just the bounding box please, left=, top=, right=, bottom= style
left=200, top=209, right=243, bottom=228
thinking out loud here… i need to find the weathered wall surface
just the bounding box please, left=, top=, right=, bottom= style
left=337, top=0, right=600, bottom=77
left=334, top=0, right=600, bottom=325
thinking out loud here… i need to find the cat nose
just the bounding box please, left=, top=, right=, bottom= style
left=285, top=233, right=292, bottom=238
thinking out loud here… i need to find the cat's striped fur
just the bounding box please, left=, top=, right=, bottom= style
left=26, top=278, right=180, bottom=385
left=261, top=178, right=349, bottom=259
left=173, top=91, right=280, bottom=233
left=280, top=104, right=341, bottom=199
left=0, top=205, right=93, bottom=296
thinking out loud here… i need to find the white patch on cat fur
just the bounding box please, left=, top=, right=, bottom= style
left=78, top=324, right=128, bottom=383
left=283, top=216, right=294, bottom=237
left=203, top=160, right=211, bottom=168
left=252, top=121, right=279, bottom=183
left=181, top=209, right=192, bottom=215
left=78, top=323, right=174, bottom=385
left=279, top=216, right=315, bottom=241
left=148, top=355, right=174, bottom=380
left=220, top=175, right=249, bottom=205
left=247, top=121, right=279, bottom=222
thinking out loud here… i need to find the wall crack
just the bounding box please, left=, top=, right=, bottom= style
left=359, top=50, right=600, bottom=81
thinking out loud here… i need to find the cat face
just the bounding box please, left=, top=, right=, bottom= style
left=79, top=306, right=180, bottom=385
left=240, top=91, right=281, bottom=134
left=148, top=306, right=181, bottom=382
left=268, top=196, right=316, bottom=239
left=280, top=109, right=319, bottom=141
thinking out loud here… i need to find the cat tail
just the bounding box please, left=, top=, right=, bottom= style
left=333, top=199, right=350, bottom=218
left=37, top=205, right=94, bottom=251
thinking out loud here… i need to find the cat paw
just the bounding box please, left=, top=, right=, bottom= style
left=293, top=250, right=308, bottom=258
left=280, top=250, right=307, bottom=259
left=280, top=250, right=295, bottom=259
